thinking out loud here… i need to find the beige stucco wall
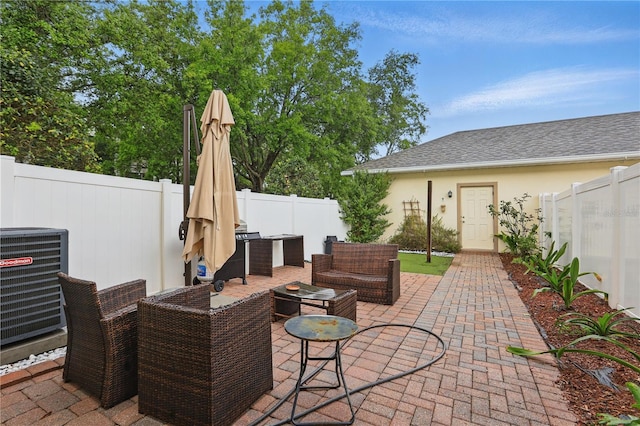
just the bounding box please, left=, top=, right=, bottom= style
left=380, top=159, right=638, bottom=249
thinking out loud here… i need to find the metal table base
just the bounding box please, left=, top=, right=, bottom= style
left=284, top=315, right=358, bottom=426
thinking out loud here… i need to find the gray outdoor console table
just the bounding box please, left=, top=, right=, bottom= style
left=284, top=315, right=358, bottom=425
left=249, top=234, right=304, bottom=277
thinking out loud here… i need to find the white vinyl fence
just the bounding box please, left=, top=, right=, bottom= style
left=1, top=155, right=348, bottom=294
left=540, top=163, right=640, bottom=318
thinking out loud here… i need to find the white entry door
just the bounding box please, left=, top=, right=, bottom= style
left=460, top=186, right=495, bottom=250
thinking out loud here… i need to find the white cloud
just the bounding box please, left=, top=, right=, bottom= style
left=347, top=5, right=638, bottom=45
left=439, top=67, right=638, bottom=116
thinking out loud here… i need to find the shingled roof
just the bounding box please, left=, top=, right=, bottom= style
left=344, top=111, right=640, bottom=175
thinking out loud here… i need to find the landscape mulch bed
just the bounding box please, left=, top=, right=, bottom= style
left=500, top=253, right=640, bottom=425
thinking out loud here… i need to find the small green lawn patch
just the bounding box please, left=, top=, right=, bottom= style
left=399, top=252, right=453, bottom=275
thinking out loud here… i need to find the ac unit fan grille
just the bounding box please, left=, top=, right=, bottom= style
left=1, top=228, right=68, bottom=345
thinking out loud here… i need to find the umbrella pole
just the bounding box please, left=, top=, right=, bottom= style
left=181, top=104, right=201, bottom=286
left=181, top=104, right=202, bottom=286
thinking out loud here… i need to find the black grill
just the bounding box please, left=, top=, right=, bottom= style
left=212, top=232, right=261, bottom=287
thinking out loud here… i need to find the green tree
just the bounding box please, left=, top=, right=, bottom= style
left=0, top=0, right=100, bottom=172
left=366, top=50, right=429, bottom=159
left=87, top=0, right=200, bottom=181
left=337, top=171, right=392, bottom=243
left=194, top=0, right=368, bottom=194
left=264, top=157, right=324, bottom=198
left=2, top=0, right=429, bottom=197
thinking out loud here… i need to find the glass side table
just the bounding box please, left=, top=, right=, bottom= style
left=284, top=315, right=358, bottom=425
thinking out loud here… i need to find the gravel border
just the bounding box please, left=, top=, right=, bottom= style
left=0, top=347, right=67, bottom=376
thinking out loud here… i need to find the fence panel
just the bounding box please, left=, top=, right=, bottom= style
left=541, top=163, right=640, bottom=318
left=618, top=166, right=640, bottom=315
left=1, top=156, right=348, bottom=293
left=576, top=175, right=613, bottom=296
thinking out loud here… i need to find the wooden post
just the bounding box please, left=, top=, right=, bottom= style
left=427, top=180, right=432, bottom=263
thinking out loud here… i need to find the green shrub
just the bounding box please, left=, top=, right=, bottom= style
left=560, top=308, right=640, bottom=339
left=533, top=256, right=607, bottom=309
left=389, top=215, right=427, bottom=251
left=337, top=171, right=392, bottom=243
left=389, top=214, right=461, bottom=253
left=432, top=214, right=461, bottom=253
left=488, top=193, right=543, bottom=260
left=524, top=240, right=567, bottom=276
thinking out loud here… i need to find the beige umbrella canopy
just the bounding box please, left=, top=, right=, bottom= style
left=182, top=90, right=240, bottom=274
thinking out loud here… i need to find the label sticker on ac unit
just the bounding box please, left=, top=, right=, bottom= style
left=0, top=257, right=33, bottom=267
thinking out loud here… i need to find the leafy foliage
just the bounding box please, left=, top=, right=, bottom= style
left=2, top=0, right=428, bottom=197
left=389, top=214, right=427, bottom=251
left=506, top=344, right=640, bottom=374
left=0, top=1, right=100, bottom=172
left=524, top=240, right=567, bottom=277
left=263, top=157, right=324, bottom=198
left=432, top=214, right=462, bottom=253
left=389, top=214, right=460, bottom=253
left=337, top=171, right=391, bottom=243
left=488, top=193, right=542, bottom=259
left=560, top=309, right=640, bottom=339
left=366, top=50, right=428, bottom=158
left=533, top=256, right=607, bottom=309
left=598, top=382, right=640, bottom=425
left=88, top=0, right=199, bottom=180
left=508, top=306, right=640, bottom=373
left=507, top=258, right=639, bottom=378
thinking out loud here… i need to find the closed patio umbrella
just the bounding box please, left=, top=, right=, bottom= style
left=182, top=90, right=240, bottom=276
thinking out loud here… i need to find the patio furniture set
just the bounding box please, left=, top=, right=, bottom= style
left=57, top=242, right=399, bottom=425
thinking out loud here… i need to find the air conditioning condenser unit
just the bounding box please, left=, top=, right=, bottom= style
left=1, top=228, right=68, bottom=346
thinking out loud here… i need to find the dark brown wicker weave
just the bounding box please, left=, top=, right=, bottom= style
left=269, top=284, right=357, bottom=322
left=137, top=286, right=273, bottom=426
left=57, top=272, right=146, bottom=408
left=328, top=288, right=358, bottom=320
left=249, top=235, right=304, bottom=276
left=312, top=242, right=400, bottom=305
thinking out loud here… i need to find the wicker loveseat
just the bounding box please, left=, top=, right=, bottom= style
left=137, top=285, right=273, bottom=426
left=312, top=242, right=400, bottom=305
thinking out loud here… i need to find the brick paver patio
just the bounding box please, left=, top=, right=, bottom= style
left=1, top=252, right=577, bottom=425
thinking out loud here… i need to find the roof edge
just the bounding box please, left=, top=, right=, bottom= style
left=340, top=152, right=640, bottom=176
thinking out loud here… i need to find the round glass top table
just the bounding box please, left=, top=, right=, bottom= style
left=284, top=315, right=358, bottom=425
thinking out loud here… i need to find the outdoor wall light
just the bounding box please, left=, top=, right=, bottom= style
left=447, top=190, right=453, bottom=198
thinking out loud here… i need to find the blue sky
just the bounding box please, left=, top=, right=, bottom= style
left=322, top=1, right=640, bottom=142
left=223, top=1, right=640, bottom=143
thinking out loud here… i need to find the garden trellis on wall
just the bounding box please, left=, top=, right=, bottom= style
left=403, top=199, right=422, bottom=217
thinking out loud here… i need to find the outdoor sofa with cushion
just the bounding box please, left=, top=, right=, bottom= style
left=311, top=242, right=400, bottom=305
left=137, top=285, right=273, bottom=426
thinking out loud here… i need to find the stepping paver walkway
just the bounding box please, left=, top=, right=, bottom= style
left=1, top=252, right=577, bottom=425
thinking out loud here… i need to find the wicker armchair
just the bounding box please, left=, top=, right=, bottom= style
left=312, top=242, right=400, bottom=305
left=57, top=272, right=146, bottom=408
left=137, top=286, right=273, bottom=426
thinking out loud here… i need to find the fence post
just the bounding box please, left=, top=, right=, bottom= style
left=290, top=194, right=298, bottom=235
left=242, top=188, right=253, bottom=230
left=160, top=179, right=174, bottom=291
left=570, top=182, right=581, bottom=260
left=551, top=192, right=560, bottom=250
left=0, top=155, right=16, bottom=227
left=608, top=166, right=626, bottom=309
left=539, top=193, right=552, bottom=253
